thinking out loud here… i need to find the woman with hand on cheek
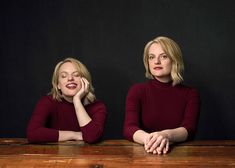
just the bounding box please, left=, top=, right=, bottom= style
left=27, top=57, right=106, bottom=144
left=123, top=36, right=200, bottom=154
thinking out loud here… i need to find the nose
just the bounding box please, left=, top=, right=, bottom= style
left=154, top=57, right=161, bottom=64
left=68, top=74, right=74, bottom=81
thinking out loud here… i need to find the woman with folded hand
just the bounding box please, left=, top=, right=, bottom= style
left=124, top=36, right=200, bottom=154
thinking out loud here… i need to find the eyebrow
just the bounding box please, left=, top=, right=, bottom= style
left=59, top=71, right=79, bottom=74
left=148, top=53, right=166, bottom=56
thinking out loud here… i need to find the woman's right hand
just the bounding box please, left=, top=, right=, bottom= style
left=59, top=131, right=83, bottom=141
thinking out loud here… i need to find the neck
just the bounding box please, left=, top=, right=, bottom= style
left=63, top=95, right=90, bottom=105
left=154, top=76, right=171, bottom=83
left=63, top=96, right=73, bottom=103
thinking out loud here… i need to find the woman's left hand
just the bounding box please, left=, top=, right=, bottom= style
left=144, top=131, right=169, bottom=154
left=73, top=77, right=89, bottom=101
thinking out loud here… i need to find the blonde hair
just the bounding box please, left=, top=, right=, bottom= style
left=143, top=36, right=184, bottom=86
left=50, top=57, right=96, bottom=104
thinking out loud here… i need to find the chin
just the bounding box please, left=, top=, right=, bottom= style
left=64, top=92, right=76, bottom=97
left=152, top=74, right=163, bottom=77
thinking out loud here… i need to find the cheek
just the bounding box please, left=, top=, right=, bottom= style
left=167, top=63, right=172, bottom=70
left=57, top=79, right=65, bottom=89
left=76, top=80, right=82, bottom=90
left=165, top=61, right=172, bottom=70
left=57, top=83, right=63, bottom=90
left=148, top=61, right=154, bottom=68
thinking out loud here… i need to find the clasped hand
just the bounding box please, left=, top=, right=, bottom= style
left=144, top=131, right=169, bottom=154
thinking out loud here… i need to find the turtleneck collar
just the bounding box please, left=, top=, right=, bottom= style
left=149, top=78, right=173, bottom=88
left=60, top=97, right=74, bottom=105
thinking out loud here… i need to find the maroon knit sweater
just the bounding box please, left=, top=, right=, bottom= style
left=27, top=95, right=106, bottom=143
left=123, top=79, right=200, bottom=141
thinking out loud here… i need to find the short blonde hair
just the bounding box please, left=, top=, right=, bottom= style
left=143, top=36, right=184, bottom=86
left=50, top=57, right=96, bottom=103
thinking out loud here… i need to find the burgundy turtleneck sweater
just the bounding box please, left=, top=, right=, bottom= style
left=27, top=95, right=106, bottom=143
left=123, top=79, right=200, bottom=141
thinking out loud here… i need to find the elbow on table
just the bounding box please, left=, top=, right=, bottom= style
left=26, top=128, right=57, bottom=143
left=82, top=129, right=104, bottom=144
left=84, top=137, right=100, bottom=144
left=27, top=131, right=38, bottom=143
left=123, top=128, right=133, bottom=142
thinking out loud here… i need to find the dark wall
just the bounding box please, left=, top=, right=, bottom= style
left=1, top=0, right=235, bottom=139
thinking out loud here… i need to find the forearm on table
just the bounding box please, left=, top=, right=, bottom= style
left=133, top=130, right=149, bottom=145
left=160, top=127, right=188, bottom=142
left=58, top=130, right=83, bottom=141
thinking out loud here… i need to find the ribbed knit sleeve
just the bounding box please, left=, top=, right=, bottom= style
left=180, top=88, right=200, bottom=140
left=123, top=84, right=143, bottom=141
left=80, top=101, right=107, bottom=143
left=27, top=96, right=59, bottom=143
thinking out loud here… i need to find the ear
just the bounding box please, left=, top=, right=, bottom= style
left=57, top=84, right=61, bottom=90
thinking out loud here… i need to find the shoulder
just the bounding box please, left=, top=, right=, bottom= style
left=130, top=81, right=148, bottom=89
left=128, top=81, right=148, bottom=93
left=93, top=99, right=106, bottom=107
left=176, top=84, right=200, bottom=99
left=38, top=95, right=54, bottom=102
left=32, top=95, right=58, bottom=115
left=126, top=81, right=149, bottom=99
left=86, top=99, right=106, bottom=109
left=36, top=95, right=58, bottom=106
left=85, top=99, right=107, bottom=114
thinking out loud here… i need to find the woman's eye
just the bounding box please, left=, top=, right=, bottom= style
left=61, top=74, right=67, bottom=78
left=149, top=55, right=154, bottom=60
left=161, top=55, right=168, bottom=59
left=73, top=73, right=80, bottom=77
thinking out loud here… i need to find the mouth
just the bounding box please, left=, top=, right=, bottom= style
left=66, top=83, right=77, bottom=89
left=153, top=67, right=163, bottom=70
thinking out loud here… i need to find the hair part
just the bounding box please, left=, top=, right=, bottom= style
left=49, top=57, right=96, bottom=104
left=143, top=36, right=184, bottom=86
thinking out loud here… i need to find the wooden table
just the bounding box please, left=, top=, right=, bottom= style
left=0, top=138, right=235, bottom=167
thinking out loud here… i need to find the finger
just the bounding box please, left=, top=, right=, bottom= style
left=163, top=140, right=169, bottom=154
left=145, top=135, right=150, bottom=148
left=82, top=77, right=89, bottom=86
left=80, top=77, right=85, bottom=90
left=75, top=79, right=85, bottom=98
left=145, top=134, right=151, bottom=145
left=144, top=134, right=153, bottom=150
left=153, top=149, right=157, bottom=154
left=147, top=133, right=158, bottom=146
left=157, top=139, right=167, bottom=154
left=82, top=77, right=89, bottom=83
left=84, top=81, right=89, bottom=92
left=149, top=135, right=163, bottom=152
left=82, top=78, right=89, bottom=92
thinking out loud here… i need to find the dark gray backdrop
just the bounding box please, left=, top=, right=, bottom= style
left=1, top=0, right=235, bottom=140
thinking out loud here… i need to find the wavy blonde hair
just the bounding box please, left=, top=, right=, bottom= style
left=49, top=57, right=96, bottom=104
left=143, top=36, right=184, bottom=86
